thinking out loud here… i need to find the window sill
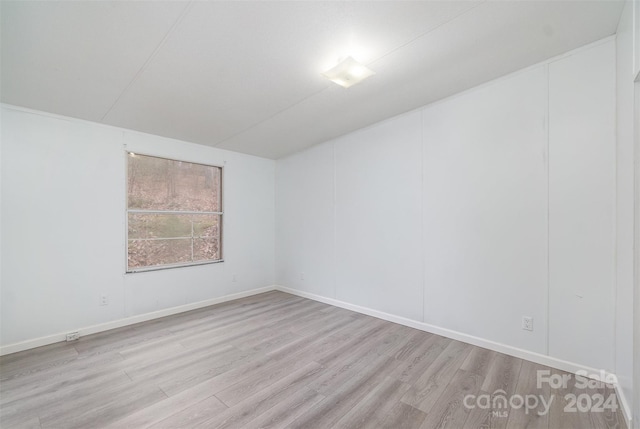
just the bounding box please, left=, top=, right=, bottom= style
left=126, top=259, right=224, bottom=274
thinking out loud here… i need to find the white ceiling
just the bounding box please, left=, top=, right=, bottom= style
left=1, top=1, right=624, bottom=159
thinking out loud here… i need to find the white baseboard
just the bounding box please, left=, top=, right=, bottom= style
left=0, top=285, right=277, bottom=356
left=615, top=384, right=634, bottom=429
left=274, top=285, right=632, bottom=424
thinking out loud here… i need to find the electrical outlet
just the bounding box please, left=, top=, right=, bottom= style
left=232, top=274, right=237, bottom=283
left=522, top=316, right=533, bottom=331
left=300, top=273, right=305, bottom=281
left=100, top=294, right=108, bottom=306
left=66, top=331, right=79, bottom=341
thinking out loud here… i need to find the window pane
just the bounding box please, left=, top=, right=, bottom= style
left=127, top=213, right=222, bottom=270
left=192, top=214, right=221, bottom=237
left=128, top=238, right=192, bottom=269
left=128, top=213, right=220, bottom=239
left=128, top=154, right=221, bottom=212
left=194, top=237, right=220, bottom=261
left=129, top=213, right=192, bottom=239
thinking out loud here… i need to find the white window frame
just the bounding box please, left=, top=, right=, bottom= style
left=125, top=151, right=224, bottom=273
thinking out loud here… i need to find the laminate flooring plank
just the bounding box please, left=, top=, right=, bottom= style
left=147, top=396, right=228, bottom=429
left=373, top=323, right=416, bottom=356
left=264, top=300, right=331, bottom=329
left=161, top=294, right=295, bottom=334
left=386, top=329, right=437, bottom=361
left=419, top=369, right=483, bottom=429
left=177, top=299, right=316, bottom=349
left=388, top=329, right=429, bottom=361
left=378, top=324, right=425, bottom=354
left=504, top=361, right=550, bottom=429
left=286, top=355, right=402, bottom=429
left=389, top=335, right=451, bottom=384
left=318, top=321, right=393, bottom=366
left=264, top=316, right=374, bottom=364
left=117, top=335, right=187, bottom=360
left=150, top=346, right=259, bottom=397
left=38, top=380, right=166, bottom=428
left=0, top=349, right=125, bottom=404
left=228, top=326, right=292, bottom=350
left=124, top=343, right=239, bottom=380
left=314, top=319, right=392, bottom=367
left=478, top=353, right=523, bottom=429
left=2, top=369, right=133, bottom=422
left=217, top=317, right=375, bottom=406
left=379, top=402, right=428, bottom=429
left=242, top=387, right=325, bottom=429
left=178, top=319, right=278, bottom=351
left=195, top=362, right=324, bottom=429
left=571, top=376, right=627, bottom=429
left=164, top=291, right=299, bottom=331
left=319, top=304, right=353, bottom=315
left=214, top=341, right=327, bottom=407
left=73, top=327, right=174, bottom=358
left=169, top=296, right=310, bottom=338
left=308, top=348, right=382, bottom=396
left=550, top=373, right=625, bottom=429
left=269, top=308, right=349, bottom=336
left=0, top=407, right=41, bottom=429
left=463, top=394, right=492, bottom=429
left=333, top=376, right=412, bottom=429
left=230, top=304, right=349, bottom=352
left=288, top=312, right=358, bottom=339
left=106, top=385, right=225, bottom=428
left=547, top=368, right=596, bottom=429
left=481, top=352, right=523, bottom=395
left=596, top=386, right=628, bottom=429
left=401, top=339, right=473, bottom=413
left=44, top=388, right=166, bottom=429
left=235, top=329, right=300, bottom=353
left=0, top=416, right=41, bottom=429
left=157, top=348, right=278, bottom=397
left=0, top=344, right=79, bottom=381
left=461, top=347, right=499, bottom=379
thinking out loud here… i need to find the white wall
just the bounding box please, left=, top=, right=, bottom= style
left=548, top=41, right=616, bottom=372
left=422, top=65, right=548, bottom=354
left=0, top=105, right=275, bottom=347
left=276, top=38, right=617, bottom=374
left=335, top=111, right=423, bottom=321
left=615, top=0, right=636, bottom=418
left=275, top=142, right=335, bottom=298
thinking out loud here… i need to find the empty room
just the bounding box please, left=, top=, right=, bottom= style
left=1, top=0, right=639, bottom=428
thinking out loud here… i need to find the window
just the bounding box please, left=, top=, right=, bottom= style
left=126, top=153, right=223, bottom=272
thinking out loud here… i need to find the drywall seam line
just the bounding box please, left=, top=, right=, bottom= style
left=633, top=77, right=640, bottom=429
left=213, top=2, right=485, bottom=150
left=612, top=39, right=618, bottom=378
left=100, top=1, right=195, bottom=122
left=369, top=1, right=486, bottom=67
left=421, top=109, right=426, bottom=323
left=333, top=141, right=337, bottom=300
left=546, top=62, right=551, bottom=357
left=273, top=161, right=278, bottom=287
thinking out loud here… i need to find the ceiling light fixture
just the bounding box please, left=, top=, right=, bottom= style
left=321, top=57, right=375, bottom=88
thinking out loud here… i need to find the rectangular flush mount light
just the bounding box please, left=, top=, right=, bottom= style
left=321, top=57, right=375, bottom=88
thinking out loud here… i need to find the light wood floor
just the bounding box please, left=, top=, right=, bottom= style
left=0, top=291, right=626, bottom=429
